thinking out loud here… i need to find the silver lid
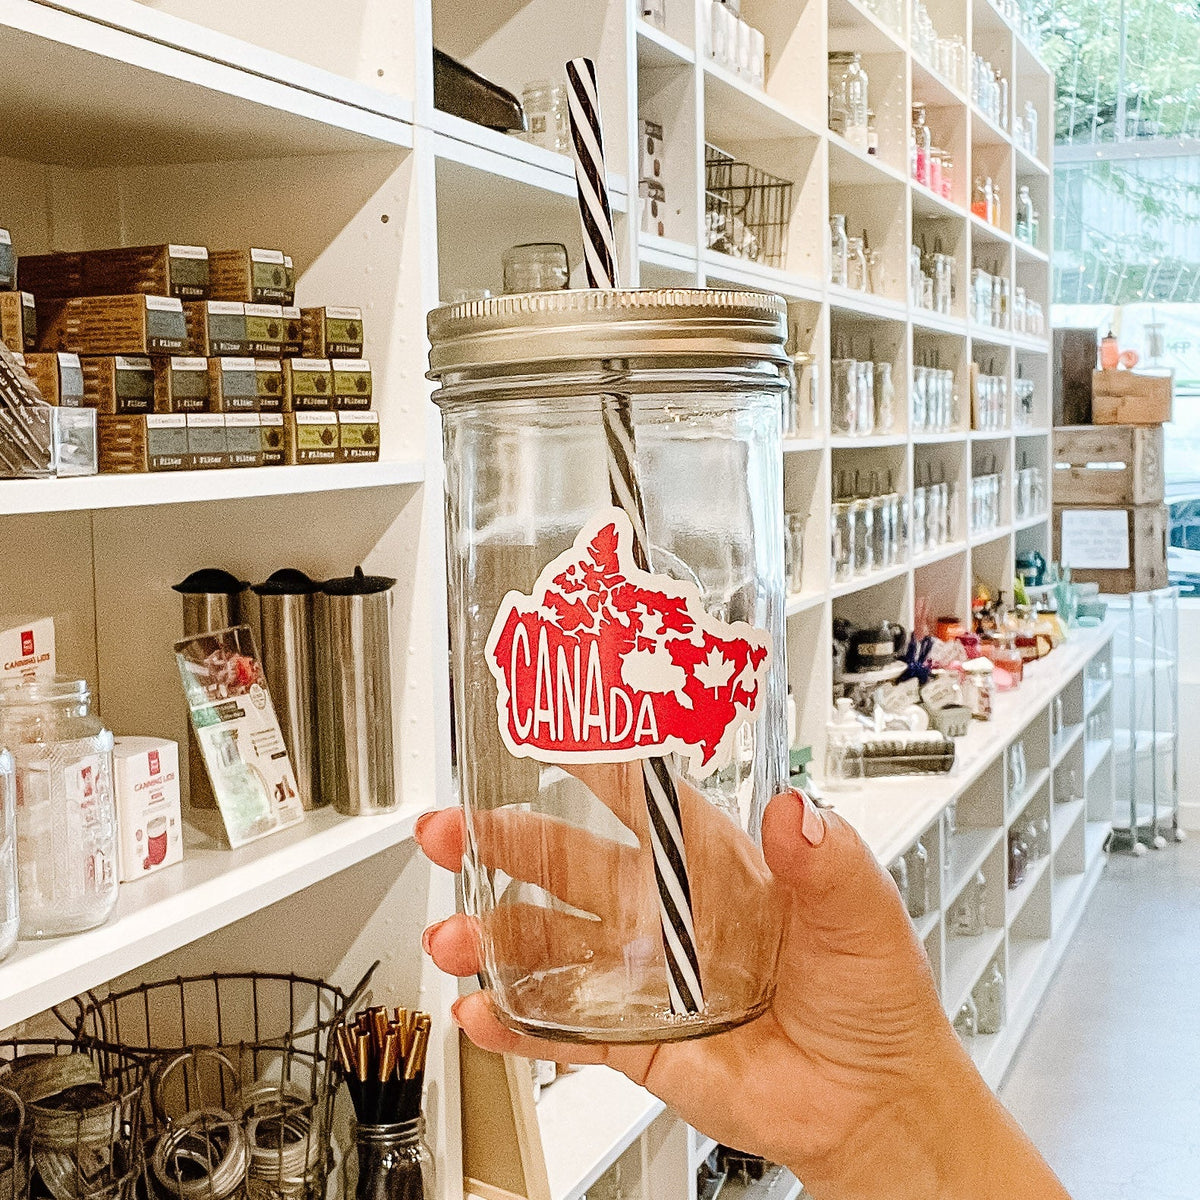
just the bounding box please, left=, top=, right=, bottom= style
left=426, top=288, right=789, bottom=377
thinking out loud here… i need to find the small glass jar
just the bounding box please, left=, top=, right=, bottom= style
left=832, top=499, right=856, bottom=581
left=345, top=1120, right=435, bottom=1200
left=641, top=0, right=667, bottom=30
left=909, top=244, right=924, bottom=306
left=829, top=215, right=849, bottom=287
left=850, top=494, right=875, bottom=575
left=866, top=248, right=886, bottom=295
left=825, top=698, right=864, bottom=789
left=785, top=512, right=809, bottom=596
left=0, top=750, right=17, bottom=960
left=910, top=484, right=928, bottom=555
left=1, top=677, right=117, bottom=938
left=831, top=357, right=857, bottom=434
left=846, top=237, right=868, bottom=292
left=932, top=253, right=954, bottom=315
left=502, top=243, right=569, bottom=293
left=911, top=103, right=932, bottom=186
left=950, top=868, right=987, bottom=937
left=973, top=961, right=1006, bottom=1036
left=855, top=359, right=875, bottom=433
left=953, top=996, right=978, bottom=1043
left=911, top=364, right=928, bottom=431
left=520, top=83, right=571, bottom=154
left=873, top=362, right=895, bottom=433
left=1008, top=828, right=1028, bottom=889
left=904, top=840, right=930, bottom=919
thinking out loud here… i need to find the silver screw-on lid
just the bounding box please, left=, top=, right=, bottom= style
left=426, top=287, right=789, bottom=377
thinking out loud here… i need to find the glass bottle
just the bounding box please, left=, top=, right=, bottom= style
left=1024, top=100, right=1039, bottom=156
left=0, top=750, right=16, bottom=960
left=844, top=54, right=870, bottom=150
left=973, top=961, right=1006, bottom=1036
left=929, top=147, right=944, bottom=197
left=1007, top=827, right=1028, bottom=889
left=1015, top=185, right=1035, bottom=244
left=832, top=496, right=856, bottom=581
left=866, top=109, right=879, bottom=156
left=855, top=359, right=875, bottom=433
left=953, top=996, right=978, bottom=1044
left=829, top=215, right=849, bottom=287
left=824, top=698, right=864, bottom=789
left=995, top=69, right=1009, bottom=130
left=1, top=678, right=117, bottom=938
left=874, top=361, right=895, bottom=433
left=346, top=1120, right=435, bottom=1200
left=911, top=103, right=932, bottom=186
left=951, top=868, right=987, bottom=937
left=972, top=176, right=993, bottom=223
left=846, top=236, right=868, bottom=291
left=940, top=151, right=954, bottom=200
left=850, top=487, right=875, bottom=574
left=904, top=840, right=930, bottom=919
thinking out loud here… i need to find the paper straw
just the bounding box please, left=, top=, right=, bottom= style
left=566, top=56, right=704, bottom=1016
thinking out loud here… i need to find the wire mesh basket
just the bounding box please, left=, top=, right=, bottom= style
left=0, top=1039, right=148, bottom=1200
left=62, top=971, right=369, bottom=1200
left=704, top=146, right=794, bottom=268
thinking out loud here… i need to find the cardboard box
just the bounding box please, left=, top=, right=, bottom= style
left=281, top=306, right=302, bottom=355
left=300, top=306, right=363, bottom=358
left=244, top=303, right=285, bottom=354
left=338, top=411, right=380, bottom=462
left=39, top=294, right=187, bottom=355
left=224, top=412, right=264, bottom=467
left=0, top=291, right=36, bottom=351
left=208, top=248, right=295, bottom=304
left=254, top=358, right=284, bottom=411
left=184, top=300, right=248, bottom=356
left=1053, top=425, right=1164, bottom=506
left=153, top=356, right=211, bottom=414
left=22, top=352, right=84, bottom=406
left=207, top=357, right=259, bottom=413
left=259, top=413, right=285, bottom=465
left=0, top=616, right=55, bottom=683
left=98, top=413, right=188, bottom=472
left=282, top=358, right=333, bottom=410
left=1052, top=502, right=1169, bottom=594
left=332, top=358, right=372, bottom=409
left=285, top=411, right=338, bottom=464
left=54, top=406, right=98, bottom=477
left=20, top=244, right=209, bottom=300
left=187, top=412, right=227, bottom=469
left=1092, top=369, right=1174, bottom=425
left=639, top=118, right=664, bottom=182
left=0, top=229, right=14, bottom=291
left=82, top=355, right=155, bottom=414
left=639, top=179, right=666, bottom=238
left=113, top=736, right=183, bottom=882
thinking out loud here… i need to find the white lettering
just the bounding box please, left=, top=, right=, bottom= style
left=556, top=643, right=582, bottom=742
left=511, top=624, right=533, bottom=738
left=634, top=694, right=660, bottom=742
left=609, top=687, right=634, bottom=742
left=582, top=641, right=608, bottom=743
left=533, top=628, right=556, bottom=739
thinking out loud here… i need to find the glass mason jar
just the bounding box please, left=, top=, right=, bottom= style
left=785, top=512, right=808, bottom=596
left=873, top=362, right=895, bottom=434
left=520, top=82, right=571, bottom=154
left=846, top=237, right=868, bottom=292
left=345, top=1120, right=434, bottom=1200
left=428, top=289, right=790, bottom=1043
left=830, top=357, right=857, bottom=435
left=974, top=961, right=1006, bottom=1036
left=911, top=364, right=928, bottom=431
left=829, top=215, right=849, bottom=287
left=502, top=243, right=569, bottom=294
left=951, top=868, right=986, bottom=937
left=831, top=499, right=856, bottom=582
left=850, top=494, right=875, bottom=575
left=855, top=359, right=874, bottom=434
left=0, top=677, right=117, bottom=938
left=0, top=749, right=17, bottom=960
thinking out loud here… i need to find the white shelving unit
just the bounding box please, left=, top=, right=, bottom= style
left=0, top=2, right=1097, bottom=1200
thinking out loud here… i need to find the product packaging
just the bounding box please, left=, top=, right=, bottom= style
left=640, top=179, right=667, bottom=238
left=254, top=358, right=285, bottom=411
left=338, top=411, right=380, bottom=462
left=0, top=342, right=54, bottom=476
left=225, top=413, right=264, bottom=467
left=282, top=358, right=333, bottom=410
left=285, top=411, right=339, bottom=464
left=184, top=300, right=249, bottom=356
left=98, top=413, right=188, bottom=472
left=245, top=303, right=285, bottom=355
left=0, top=617, right=55, bottom=683
left=639, top=118, right=663, bottom=181
left=22, top=352, right=84, bottom=406
left=0, top=229, right=13, bottom=290
left=113, top=736, right=183, bottom=882
left=39, top=294, right=187, bottom=355
left=207, top=357, right=260, bottom=413
left=281, top=306, right=303, bottom=355
left=332, top=359, right=372, bottom=409
left=54, top=407, right=99, bottom=476
left=19, top=244, right=209, bottom=300
left=174, top=625, right=305, bottom=848
left=187, top=412, right=227, bottom=468
left=81, top=355, right=155, bottom=414
left=208, top=249, right=295, bottom=304
left=260, top=413, right=285, bottom=465
left=153, top=356, right=211, bottom=413
left=0, top=292, right=37, bottom=352
left=300, top=306, right=363, bottom=359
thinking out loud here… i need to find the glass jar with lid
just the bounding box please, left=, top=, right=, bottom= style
left=520, top=82, right=571, bottom=154
left=829, top=53, right=870, bottom=150
left=344, top=1118, right=435, bottom=1200
left=832, top=496, right=856, bottom=581
left=911, top=104, right=932, bottom=186
left=829, top=215, right=849, bottom=287
left=0, top=677, right=117, bottom=938
left=850, top=490, right=875, bottom=575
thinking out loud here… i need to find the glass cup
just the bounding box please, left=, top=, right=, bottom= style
left=502, top=243, right=569, bottom=293
left=428, top=290, right=790, bottom=1042
left=785, top=512, right=809, bottom=595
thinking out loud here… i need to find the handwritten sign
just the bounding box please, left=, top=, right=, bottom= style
left=1060, top=509, right=1130, bottom=570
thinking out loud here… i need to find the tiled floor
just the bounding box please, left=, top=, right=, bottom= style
left=999, top=837, right=1200, bottom=1199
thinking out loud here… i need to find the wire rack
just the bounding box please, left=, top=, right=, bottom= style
left=704, top=146, right=794, bottom=268
left=62, top=970, right=370, bottom=1200
left=0, top=1038, right=148, bottom=1200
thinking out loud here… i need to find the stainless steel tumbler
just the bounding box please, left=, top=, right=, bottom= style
left=315, top=567, right=397, bottom=815
left=173, top=568, right=247, bottom=810
left=249, top=569, right=323, bottom=811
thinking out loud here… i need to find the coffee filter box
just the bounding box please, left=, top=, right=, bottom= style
left=114, top=736, right=183, bottom=882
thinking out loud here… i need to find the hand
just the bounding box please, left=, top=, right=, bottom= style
left=417, top=787, right=1068, bottom=1200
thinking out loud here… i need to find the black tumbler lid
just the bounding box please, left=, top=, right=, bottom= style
left=252, top=568, right=320, bottom=595
left=173, top=568, right=246, bottom=595
left=321, top=565, right=396, bottom=595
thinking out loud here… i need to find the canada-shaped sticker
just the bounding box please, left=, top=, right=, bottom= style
left=485, top=509, right=772, bottom=778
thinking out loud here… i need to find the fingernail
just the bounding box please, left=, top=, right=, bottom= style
left=421, top=919, right=447, bottom=955
left=793, top=788, right=826, bottom=847
left=449, top=997, right=466, bottom=1027
left=413, top=812, right=434, bottom=844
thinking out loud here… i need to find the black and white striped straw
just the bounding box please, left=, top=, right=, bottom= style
left=566, top=57, right=704, bottom=1016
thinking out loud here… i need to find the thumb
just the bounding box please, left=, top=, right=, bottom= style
left=761, top=788, right=898, bottom=935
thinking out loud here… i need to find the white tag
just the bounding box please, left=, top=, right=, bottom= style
left=220, top=357, right=256, bottom=372
left=338, top=411, right=378, bottom=424
left=254, top=358, right=283, bottom=372
left=335, top=359, right=371, bottom=372
left=21, top=292, right=34, bottom=308
left=170, top=356, right=207, bottom=371
left=57, top=353, right=81, bottom=368
left=224, top=413, right=260, bottom=427
left=168, top=244, right=209, bottom=259
left=250, top=248, right=286, bottom=264
left=323, top=306, right=362, bottom=320
left=187, top=413, right=225, bottom=429
left=259, top=413, right=284, bottom=427
left=296, top=411, right=336, bottom=425
left=145, top=295, right=183, bottom=312
left=147, top=413, right=187, bottom=429
left=115, top=356, right=152, bottom=370
left=245, top=302, right=283, bottom=317
left=1060, top=509, right=1131, bottom=569
left=289, top=358, right=330, bottom=371
left=0, top=229, right=12, bottom=245
left=282, top=306, right=300, bottom=318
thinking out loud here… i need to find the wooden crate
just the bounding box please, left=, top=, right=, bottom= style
left=1092, top=369, right=1173, bottom=424
left=1052, top=502, right=1168, bottom=594
left=1053, top=425, right=1164, bottom=506
left=1054, top=328, right=1097, bottom=425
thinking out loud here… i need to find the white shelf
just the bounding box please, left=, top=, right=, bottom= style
left=782, top=436, right=824, bottom=453
left=1051, top=723, right=1085, bottom=767
left=1014, top=142, right=1051, bottom=177
left=913, top=909, right=941, bottom=941
left=636, top=20, right=695, bottom=67
left=828, top=286, right=908, bottom=321
left=911, top=308, right=969, bottom=335
left=911, top=181, right=968, bottom=223
left=0, top=0, right=414, bottom=166
left=1085, top=679, right=1114, bottom=713
left=830, top=433, right=907, bottom=449
left=1086, top=738, right=1113, bottom=778
left=1007, top=934, right=1051, bottom=1010
left=786, top=591, right=827, bottom=616
left=701, top=252, right=825, bottom=302
left=0, top=803, right=429, bottom=1030
left=913, top=540, right=968, bottom=569
left=1005, top=853, right=1050, bottom=923
left=944, top=926, right=1005, bottom=1016
left=536, top=1067, right=665, bottom=1200
left=1014, top=511, right=1049, bottom=530
left=1052, top=798, right=1087, bottom=851
left=830, top=560, right=910, bottom=598
left=1010, top=767, right=1051, bottom=819
left=947, top=827, right=1004, bottom=897
left=827, top=132, right=907, bottom=186
left=0, top=461, right=424, bottom=516
left=639, top=233, right=701, bottom=275
left=1013, top=239, right=1049, bottom=264
left=702, top=60, right=822, bottom=144
left=828, top=0, right=906, bottom=53
left=1086, top=820, right=1112, bottom=866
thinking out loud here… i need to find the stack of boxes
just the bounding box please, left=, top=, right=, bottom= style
left=10, top=241, right=380, bottom=473
left=1052, top=363, right=1173, bottom=593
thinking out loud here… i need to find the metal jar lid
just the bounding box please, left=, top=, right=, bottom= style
left=426, top=288, right=789, bottom=379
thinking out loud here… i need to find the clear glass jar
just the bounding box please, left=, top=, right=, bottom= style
left=953, top=996, right=978, bottom=1043
left=904, top=840, right=930, bottom=919
left=785, top=512, right=808, bottom=596
left=1015, top=185, right=1036, bottom=245
left=831, top=356, right=856, bottom=434
left=520, top=82, right=571, bottom=154
left=829, top=53, right=869, bottom=150
left=873, top=362, right=895, bottom=433
left=855, top=359, right=874, bottom=433
left=910, top=484, right=928, bottom=555
left=846, top=236, right=868, bottom=292
left=345, top=1120, right=434, bottom=1200
left=911, top=103, right=931, bottom=186
left=951, top=868, right=986, bottom=937
left=829, top=215, right=849, bottom=287
left=850, top=494, right=875, bottom=575
left=932, top=253, right=954, bottom=315
left=972, top=176, right=993, bottom=223
left=0, top=677, right=117, bottom=938
left=428, top=289, right=789, bottom=1042
left=832, top=499, right=856, bottom=581
left=866, top=248, right=886, bottom=295
left=1008, top=828, right=1028, bottom=889
left=0, top=750, right=17, bottom=960
left=973, top=961, right=1005, bottom=1036
left=825, top=698, right=863, bottom=790
left=502, top=243, right=569, bottom=294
